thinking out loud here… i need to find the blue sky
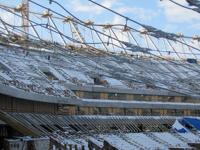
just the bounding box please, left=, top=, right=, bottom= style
left=1, top=0, right=200, bottom=59
left=1, top=0, right=200, bottom=36
left=63, top=0, right=200, bottom=36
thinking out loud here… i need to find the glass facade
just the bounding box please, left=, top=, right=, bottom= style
left=73, top=90, right=193, bottom=103
left=77, top=106, right=199, bottom=116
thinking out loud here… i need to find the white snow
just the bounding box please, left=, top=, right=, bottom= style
left=62, top=69, right=93, bottom=83
left=39, top=66, right=65, bottom=81
left=88, top=137, right=104, bottom=148
left=102, top=77, right=128, bottom=88
left=179, top=132, right=200, bottom=143
left=1, top=43, right=200, bottom=99
left=100, top=134, right=138, bottom=150
left=153, top=132, right=190, bottom=148
left=0, top=72, right=12, bottom=80
left=49, top=67, right=66, bottom=81
left=126, top=133, right=166, bottom=149
left=74, top=139, right=89, bottom=150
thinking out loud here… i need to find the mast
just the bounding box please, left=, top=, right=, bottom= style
left=21, top=0, right=29, bottom=39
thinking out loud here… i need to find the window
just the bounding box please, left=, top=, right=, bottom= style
left=168, top=97, right=175, bottom=102
left=142, top=109, right=152, bottom=116
left=151, top=109, right=161, bottom=116
left=108, top=93, right=118, bottom=100
left=175, top=109, right=184, bottom=116
left=108, top=93, right=114, bottom=99
left=193, top=110, right=200, bottom=116
left=133, top=95, right=144, bottom=100
left=83, top=92, right=93, bottom=99
left=99, top=107, right=108, bottom=115
left=92, top=92, right=100, bottom=99
left=167, top=109, right=176, bottom=116
left=125, top=108, right=138, bottom=115
left=117, top=93, right=126, bottom=100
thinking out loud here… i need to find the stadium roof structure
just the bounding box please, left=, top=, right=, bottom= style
left=1, top=1, right=200, bottom=149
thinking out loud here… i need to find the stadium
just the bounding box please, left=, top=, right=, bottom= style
left=0, top=0, right=200, bottom=149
